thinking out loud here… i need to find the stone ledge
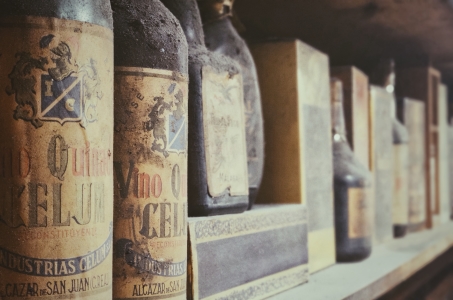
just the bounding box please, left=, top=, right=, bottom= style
left=269, top=222, right=453, bottom=300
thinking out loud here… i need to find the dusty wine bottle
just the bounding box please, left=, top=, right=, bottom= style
left=371, top=59, right=410, bottom=238
left=161, top=0, right=249, bottom=216
left=331, top=78, right=372, bottom=262
left=0, top=1, right=113, bottom=299
left=111, top=0, right=188, bottom=299
left=198, top=0, right=265, bottom=209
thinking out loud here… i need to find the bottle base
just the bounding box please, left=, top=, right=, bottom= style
left=189, top=199, right=249, bottom=217
left=247, top=187, right=259, bottom=210
left=336, top=249, right=372, bottom=263
left=336, top=237, right=372, bottom=263
left=393, top=224, right=408, bottom=238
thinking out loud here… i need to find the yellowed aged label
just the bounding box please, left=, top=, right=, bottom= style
left=113, top=67, right=188, bottom=300
left=348, top=188, right=371, bottom=239
left=0, top=16, right=113, bottom=299
left=392, top=144, right=409, bottom=225
left=202, top=66, right=248, bottom=197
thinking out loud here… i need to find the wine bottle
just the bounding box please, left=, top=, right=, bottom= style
left=0, top=1, right=113, bottom=298
left=161, top=0, right=249, bottom=216
left=198, top=0, right=264, bottom=209
left=331, top=78, right=372, bottom=262
left=371, top=59, right=410, bottom=238
left=330, top=66, right=370, bottom=169
left=111, top=0, right=188, bottom=299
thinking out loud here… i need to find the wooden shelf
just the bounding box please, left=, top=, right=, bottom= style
left=268, top=222, right=453, bottom=300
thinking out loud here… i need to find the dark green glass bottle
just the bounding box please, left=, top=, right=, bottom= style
left=161, top=0, right=249, bottom=216
left=331, top=78, right=373, bottom=262
left=198, top=0, right=264, bottom=209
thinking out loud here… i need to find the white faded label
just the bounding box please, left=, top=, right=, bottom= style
left=393, top=144, right=409, bottom=225
left=202, top=66, right=249, bottom=197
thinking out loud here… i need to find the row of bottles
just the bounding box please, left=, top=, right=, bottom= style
left=331, top=59, right=413, bottom=263
left=0, top=0, right=447, bottom=298
left=330, top=57, right=450, bottom=264
left=251, top=35, right=447, bottom=272
left=0, top=0, right=266, bottom=299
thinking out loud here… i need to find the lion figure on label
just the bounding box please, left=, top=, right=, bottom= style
left=145, top=83, right=185, bottom=158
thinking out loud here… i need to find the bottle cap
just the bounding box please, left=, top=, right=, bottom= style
left=330, top=77, right=347, bottom=140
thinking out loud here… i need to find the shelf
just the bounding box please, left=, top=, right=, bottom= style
left=268, top=222, right=453, bottom=300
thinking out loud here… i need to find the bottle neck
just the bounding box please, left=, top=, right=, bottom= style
left=161, top=0, right=205, bottom=47
left=198, top=0, right=234, bottom=24
left=111, top=0, right=188, bottom=73
left=371, top=59, right=398, bottom=118
left=332, top=100, right=347, bottom=142
left=330, top=79, right=347, bottom=142
left=381, top=74, right=397, bottom=118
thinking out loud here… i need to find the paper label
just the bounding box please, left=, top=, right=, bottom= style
left=348, top=188, right=371, bottom=239
left=0, top=16, right=113, bottom=299
left=202, top=66, right=248, bottom=197
left=113, top=67, right=188, bottom=300
left=392, top=144, right=409, bottom=225
left=302, top=105, right=334, bottom=232
left=405, top=100, right=426, bottom=226
left=370, top=86, right=393, bottom=242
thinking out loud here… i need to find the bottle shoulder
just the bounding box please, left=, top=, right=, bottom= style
left=112, top=0, right=188, bottom=73
left=189, top=44, right=241, bottom=75
left=0, top=0, right=113, bottom=29
left=160, top=0, right=205, bottom=47
left=333, top=141, right=372, bottom=187
left=203, top=18, right=253, bottom=68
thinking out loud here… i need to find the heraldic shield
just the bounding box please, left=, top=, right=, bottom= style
left=168, top=114, right=186, bottom=153
left=39, top=74, right=83, bottom=124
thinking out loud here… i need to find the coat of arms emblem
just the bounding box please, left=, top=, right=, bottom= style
left=144, top=83, right=187, bottom=157
left=6, top=34, right=103, bottom=128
